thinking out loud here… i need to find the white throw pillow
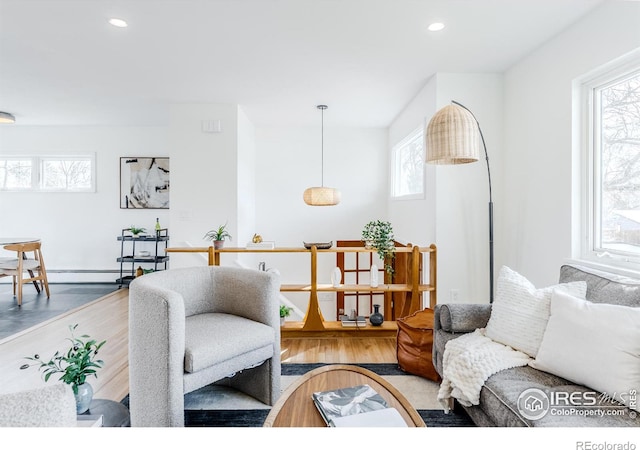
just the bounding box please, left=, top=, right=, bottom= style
left=530, top=289, right=640, bottom=411
left=484, top=266, right=587, bottom=357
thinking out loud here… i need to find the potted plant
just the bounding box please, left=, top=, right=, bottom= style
left=20, top=324, right=106, bottom=414
left=204, top=223, right=232, bottom=249
left=129, top=226, right=146, bottom=237
left=279, top=305, right=292, bottom=326
left=361, top=220, right=396, bottom=274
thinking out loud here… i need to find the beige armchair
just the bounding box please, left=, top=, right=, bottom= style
left=128, top=265, right=281, bottom=427
left=0, top=384, right=77, bottom=427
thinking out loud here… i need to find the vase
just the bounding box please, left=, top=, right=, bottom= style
left=74, top=382, right=93, bottom=414
left=370, top=264, right=379, bottom=287
left=280, top=317, right=285, bottom=326
left=214, top=240, right=224, bottom=250
left=369, top=304, right=384, bottom=326
left=331, top=267, right=342, bottom=287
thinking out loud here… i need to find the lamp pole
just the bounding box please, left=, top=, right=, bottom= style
left=452, top=101, right=494, bottom=303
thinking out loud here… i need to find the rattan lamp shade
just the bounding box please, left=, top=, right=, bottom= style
left=425, top=104, right=480, bottom=165
left=303, top=186, right=341, bottom=206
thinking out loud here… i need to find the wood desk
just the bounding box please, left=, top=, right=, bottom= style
left=263, top=364, right=425, bottom=427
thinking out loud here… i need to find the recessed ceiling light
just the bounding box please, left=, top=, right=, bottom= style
left=428, top=22, right=445, bottom=32
left=108, top=18, right=128, bottom=28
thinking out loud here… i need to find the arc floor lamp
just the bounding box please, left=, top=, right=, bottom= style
left=425, top=101, right=494, bottom=303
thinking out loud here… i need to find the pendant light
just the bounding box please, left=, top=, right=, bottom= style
left=303, top=105, right=341, bottom=206
left=0, top=112, right=16, bottom=124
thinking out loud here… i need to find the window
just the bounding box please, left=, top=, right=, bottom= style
left=0, top=158, right=33, bottom=190
left=390, top=127, right=425, bottom=199
left=0, top=155, right=95, bottom=192
left=579, top=56, right=640, bottom=269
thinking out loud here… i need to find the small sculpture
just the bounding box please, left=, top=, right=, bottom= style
left=252, top=233, right=263, bottom=243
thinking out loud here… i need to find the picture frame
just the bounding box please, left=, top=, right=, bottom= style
left=120, top=157, right=170, bottom=209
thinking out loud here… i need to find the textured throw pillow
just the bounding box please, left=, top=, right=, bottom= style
left=530, top=289, right=640, bottom=411
left=484, top=266, right=587, bottom=357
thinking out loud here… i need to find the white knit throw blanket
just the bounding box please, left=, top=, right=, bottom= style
left=438, top=328, right=531, bottom=413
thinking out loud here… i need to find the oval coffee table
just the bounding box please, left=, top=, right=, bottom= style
left=263, top=364, right=425, bottom=427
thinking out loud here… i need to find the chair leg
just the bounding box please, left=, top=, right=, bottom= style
left=27, top=269, right=41, bottom=293
left=41, top=269, right=50, bottom=299
left=12, top=276, right=16, bottom=296
left=16, top=274, right=23, bottom=306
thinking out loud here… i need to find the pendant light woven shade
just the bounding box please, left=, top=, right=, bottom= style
left=425, top=104, right=480, bottom=165
left=303, top=186, right=341, bottom=206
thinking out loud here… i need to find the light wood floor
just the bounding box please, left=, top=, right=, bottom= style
left=0, top=288, right=398, bottom=402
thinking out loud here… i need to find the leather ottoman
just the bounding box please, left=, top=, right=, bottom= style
left=396, top=308, right=441, bottom=382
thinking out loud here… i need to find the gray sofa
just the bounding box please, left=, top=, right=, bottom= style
left=433, top=264, right=640, bottom=427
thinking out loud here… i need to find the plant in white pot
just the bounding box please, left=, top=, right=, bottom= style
left=361, top=220, right=396, bottom=275
left=20, top=324, right=106, bottom=414
left=204, top=223, right=232, bottom=249
left=280, top=305, right=292, bottom=326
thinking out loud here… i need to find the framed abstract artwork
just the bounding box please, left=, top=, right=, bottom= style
left=120, top=157, right=170, bottom=209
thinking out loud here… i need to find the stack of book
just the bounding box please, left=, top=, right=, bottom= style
left=340, top=315, right=367, bottom=327
left=312, top=384, right=407, bottom=427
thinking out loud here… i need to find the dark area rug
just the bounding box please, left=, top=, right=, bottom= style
left=183, top=407, right=473, bottom=427
left=122, top=363, right=475, bottom=427
left=281, top=362, right=410, bottom=376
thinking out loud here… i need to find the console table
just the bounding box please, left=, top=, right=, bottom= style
left=166, top=243, right=436, bottom=337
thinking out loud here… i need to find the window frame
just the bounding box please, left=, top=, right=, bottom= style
left=0, top=153, right=96, bottom=193
left=389, top=126, right=426, bottom=201
left=577, top=53, right=640, bottom=272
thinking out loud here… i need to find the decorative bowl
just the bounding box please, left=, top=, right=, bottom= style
left=303, top=241, right=333, bottom=250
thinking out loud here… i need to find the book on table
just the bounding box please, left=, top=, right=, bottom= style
left=312, top=384, right=407, bottom=427
left=340, top=315, right=367, bottom=327
left=76, top=414, right=103, bottom=427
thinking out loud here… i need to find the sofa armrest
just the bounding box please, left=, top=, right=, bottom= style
left=434, top=303, right=492, bottom=333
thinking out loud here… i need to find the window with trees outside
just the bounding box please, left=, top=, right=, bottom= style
left=580, top=57, right=640, bottom=270
left=0, top=155, right=95, bottom=192
left=390, top=127, right=425, bottom=199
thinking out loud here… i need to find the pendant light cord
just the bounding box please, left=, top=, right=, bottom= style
left=320, top=105, right=325, bottom=187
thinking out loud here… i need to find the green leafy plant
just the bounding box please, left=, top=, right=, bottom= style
left=280, top=305, right=292, bottom=318
left=129, top=226, right=146, bottom=235
left=20, top=324, right=106, bottom=394
left=361, top=220, right=396, bottom=274
left=204, top=222, right=233, bottom=242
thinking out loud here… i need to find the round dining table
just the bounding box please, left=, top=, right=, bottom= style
left=0, top=238, right=40, bottom=245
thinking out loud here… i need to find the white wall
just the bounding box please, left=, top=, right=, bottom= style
left=0, top=126, right=169, bottom=282
left=388, top=75, right=437, bottom=247
left=168, top=103, right=239, bottom=269
left=502, top=0, right=640, bottom=287
left=253, top=125, right=388, bottom=319
left=236, top=106, right=257, bottom=267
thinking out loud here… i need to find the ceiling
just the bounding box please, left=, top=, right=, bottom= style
left=0, top=0, right=605, bottom=128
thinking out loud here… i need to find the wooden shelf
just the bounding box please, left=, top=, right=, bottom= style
left=281, top=283, right=435, bottom=293
left=166, top=243, right=437, bottom=333
left=280, top=320, right=398, bottom=338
